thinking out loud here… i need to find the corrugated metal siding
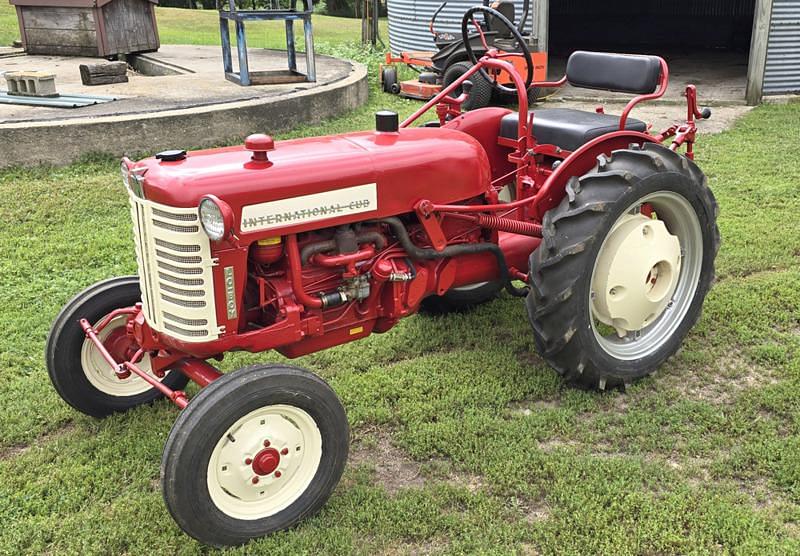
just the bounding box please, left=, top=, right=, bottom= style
left=387, top=0, right=533, bottom=54
left=763, top=0, right=800, bottom=94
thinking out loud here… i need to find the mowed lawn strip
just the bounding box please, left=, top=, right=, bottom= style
left=2, top=6, right=800, bottom=554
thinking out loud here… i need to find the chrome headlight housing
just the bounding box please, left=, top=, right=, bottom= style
left=199, top=196, right=233, bottom=241
left=120, top=158, right=145, bottom=198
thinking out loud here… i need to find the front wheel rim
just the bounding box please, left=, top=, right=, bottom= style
left=79, top=315, right=159, bottom=397
left=207, top=404, right=323, bottom=520
left=589, top=191, right=704, bottom=360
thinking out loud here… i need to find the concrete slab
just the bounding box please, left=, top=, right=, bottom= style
left=547, top=51, right=749, bottom=106
left=0, top=45, right=367, bottom=167
left=0, top=45, right=355, bottom=124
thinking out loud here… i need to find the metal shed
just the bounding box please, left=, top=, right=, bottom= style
left=387, top=0, right=800, bottom=104
left=387, top=0, right=533, bottom=54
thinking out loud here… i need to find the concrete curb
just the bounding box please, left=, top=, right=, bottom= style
left=0, top=60, right=368, bottom=168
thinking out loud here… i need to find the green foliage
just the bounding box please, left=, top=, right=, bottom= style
left=2, top=4, right=800, bottom=554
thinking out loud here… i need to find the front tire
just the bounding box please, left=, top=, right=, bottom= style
left=161, top=364, right=349, bottom=547
left=46, top=276, right=189, bottom=417
left=527, top=144, right=720, bottom=390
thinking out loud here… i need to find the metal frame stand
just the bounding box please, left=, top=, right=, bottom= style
left=219, top=0, right=316, bottom=86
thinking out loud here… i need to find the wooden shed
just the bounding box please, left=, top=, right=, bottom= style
left=11, top=0, right=160, bottom=57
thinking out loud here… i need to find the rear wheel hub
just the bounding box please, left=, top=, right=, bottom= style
left=592, top=212, right=682, bottom=337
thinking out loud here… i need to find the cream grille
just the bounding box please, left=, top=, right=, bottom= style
left=129, top=193, right=222, bottom=342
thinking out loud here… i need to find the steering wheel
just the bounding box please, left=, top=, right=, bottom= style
left=461, top=5, right=533, bottom=96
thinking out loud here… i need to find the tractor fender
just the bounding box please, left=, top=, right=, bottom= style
left=530, top=130, right=658, bottom=220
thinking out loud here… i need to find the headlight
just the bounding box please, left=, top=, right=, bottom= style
left=120, top=157, right=145, bottom=198
left=199, top=196, right=233, bottom=241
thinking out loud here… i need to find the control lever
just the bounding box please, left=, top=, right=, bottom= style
left=700, top=107, right=712, bottom=119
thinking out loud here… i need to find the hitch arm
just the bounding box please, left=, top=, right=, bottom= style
left=79, top=318, right=189, bottom=409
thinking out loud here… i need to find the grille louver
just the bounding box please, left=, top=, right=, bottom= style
left=129, top=194, right=222, bottom=342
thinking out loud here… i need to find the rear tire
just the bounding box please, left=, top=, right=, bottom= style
left=46, top=276, right=189, bottom=417
left=526, top=144, right=719, bottom=390
left=161, top=364, right=349, bottom=547
left=443, top=61, right=492, bottom=111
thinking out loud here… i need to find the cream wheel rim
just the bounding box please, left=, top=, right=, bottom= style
left=589, top=191, right=703, bottom=360
left=79, top=315, right=159, bottom=397
left=207, top=404, right=323, bottom=520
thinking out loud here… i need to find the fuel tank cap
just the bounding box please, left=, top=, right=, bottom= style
left=375, top=111, right=398, bottom=133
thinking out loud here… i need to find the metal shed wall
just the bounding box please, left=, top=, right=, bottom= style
left=387, top=0, right=533, bottom=54
left=763, top=0, right=800, bottom=94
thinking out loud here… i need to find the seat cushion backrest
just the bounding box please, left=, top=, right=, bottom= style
left=487, top=1, right=516, bottom=38
left=566, top=51, right=662, bottom=95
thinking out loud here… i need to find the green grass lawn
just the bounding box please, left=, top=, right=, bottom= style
left=2, top=5, right=800, bottom=555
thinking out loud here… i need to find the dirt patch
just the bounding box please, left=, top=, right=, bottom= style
left=349, top=428, right=488, bottom=495
left=379, top=538, right=447, bottom=555
left=0, top=421, right=76, bottom=461
left=668, top=350, right=778, bottom=405
left=508, top=399, right=562, bottom=416
left=349, top=428, right=426, bottom=494
left=519, top=498, right=551, bottom=523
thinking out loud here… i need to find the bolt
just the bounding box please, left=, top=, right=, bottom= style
left=263, top=440, right=270, bottom=448
left=610, top=288, right=616, bottom=296
left=281, top=448, right=289, bottom=455
left=252, top=476, right=260, bottom=484
left=590, top=291, right=596, bottom=300
left=245, top=457, right=252, bottom=465
left=274, top=471, right=282, bottom=478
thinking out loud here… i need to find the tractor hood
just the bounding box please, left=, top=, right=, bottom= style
left=132, top=126, right=491, bottom=238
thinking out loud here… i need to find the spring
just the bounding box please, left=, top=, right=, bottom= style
left=473, top=214, right=542, bottom=237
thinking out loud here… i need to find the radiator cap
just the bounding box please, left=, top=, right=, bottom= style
left=376, top=110, right=398, bottom=133
left=155, top=149, right=186, bottom=162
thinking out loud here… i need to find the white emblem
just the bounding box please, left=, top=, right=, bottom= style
left=240, top=183, right=378, bottom=232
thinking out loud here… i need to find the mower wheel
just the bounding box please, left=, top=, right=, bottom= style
left=495, top=86, right=544, bottom=106
left=527, top=143, right=719, bottom=390
left=443, top=61, right=492, bottom=111
left=420, top=280, right=503, bottom=314
left=161, top=364, right=349, bottom=547
left=382, top=66, right=398, bottom=94
left=46, top=276, right=189, bottom=417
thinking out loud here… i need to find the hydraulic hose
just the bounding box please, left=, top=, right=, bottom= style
left=373, top=217, right=528, bottom=297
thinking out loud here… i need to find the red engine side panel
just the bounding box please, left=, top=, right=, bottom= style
left=135, top=127, right=492, bottom=239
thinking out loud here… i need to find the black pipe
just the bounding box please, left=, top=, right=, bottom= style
left=373, top=217, right=528, bottom=297
left=300, top=231, right=387, bottom=265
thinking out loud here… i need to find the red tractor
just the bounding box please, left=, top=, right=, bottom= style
left=47, top=6, right=718, bottom=547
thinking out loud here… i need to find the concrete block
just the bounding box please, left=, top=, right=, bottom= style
left=5, top=71, right=58, bottom=97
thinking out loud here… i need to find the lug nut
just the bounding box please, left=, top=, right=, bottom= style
left=252, top=476, right=260, bottom=484
left=245, top=458, right=252, bottom=465
left=280, top=448, right=289, bottom=455
left=263, top=440, right=271, bottom=447
left=274, top=471, right=282, bottom=478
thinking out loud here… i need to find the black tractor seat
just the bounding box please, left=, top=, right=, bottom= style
left=499, top=109, right=647, bottom=152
